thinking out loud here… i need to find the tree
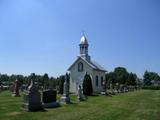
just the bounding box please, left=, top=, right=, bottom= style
left=0, top=74, right=9, bottom=85
left=16, top=75, right=24, bottom=86
left=26, top=73, right=36, bottom=87
left=0, top=74, right=1, bottom=86
left=43, top=73, right=49, bottom=89
left=126, top=73, right=137, bottom=86
left=9, top=74, right=17, bottom=85
left=83, top=73, right=93, bottom=96
left=106, top=72, right=117, bottom=89
left=30, top=73, right=36, bottom=80
left=106, top=72, right=116, bottom=84
left=143, top=71, right=151, bottom=85
left=65, top=73, right=70, bottom=84
left=143, top=71, right=160, bottom=86
left=58, top=75, right=65, bottom=94
left=154, top=75, right=160, bottom=85
left=114, top=67, right=129, bottom=85
left=49, top=77, right=55, bottom=89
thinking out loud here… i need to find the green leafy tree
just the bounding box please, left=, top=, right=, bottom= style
left=106, top=72, right=117, bottom=89
left=126, top=73, right=137, bottom=86
left=16, top=75, right=24, bottom=86
left=143, top=71, right=151, bottom=85
left=8, top=74, right=17, bottom=85
left=83, top=73, right=93, bottom=96
left=49, top=77, right=56, bottom=89
left=0, top=74, right=9, bottom=85
left=143, top=71, right=160, bottom=86
left=154, top=75, right=160, bottom=85
left=106, top=72, right=117, bottom=84
left=114, top=67, right=129, bottom=85
left=27, top=73, right=36, bottom=87
left=0, top=74, right=1, bottom=85
left=65, top=73, right=70, bottom=84
left=58, top=75, right=65, bottom=94
left=43, top=73, right=49, bottom=89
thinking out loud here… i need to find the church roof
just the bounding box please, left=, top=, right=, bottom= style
left=79, top=36, right=88, bottom=45
left=68, top=56, right=107, bottom=72
left=90, top=60, right=107, bottom=72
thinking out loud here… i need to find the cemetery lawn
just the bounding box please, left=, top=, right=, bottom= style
left=0, top=90, right=160, bottom=120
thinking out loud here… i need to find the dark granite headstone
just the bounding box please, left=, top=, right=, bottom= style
left=43, top=90, right=56, bottom=103
left=42, top=90, right=59, bottom=108
left=23, top=79, right=43, bottom=111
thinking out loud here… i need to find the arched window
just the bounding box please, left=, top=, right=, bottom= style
left=78, top=62, right=83, bottom=72
left=96, top=76, right=99, bottom=87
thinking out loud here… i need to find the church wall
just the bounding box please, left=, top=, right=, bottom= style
left=91, top=70, right=106, bottom=93
left=69, top=59, right=106, bottom=94
left=69, top=59, right=93, bottom=93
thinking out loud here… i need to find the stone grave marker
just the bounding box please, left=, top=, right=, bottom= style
left=101, top=80, right=107, bottom=95
left=42, top=89, right=60, bottom=108
left=12, top=79, right=20, bottom=97
left=77, top=85, right=83, bottom=102
left=23, top=79, right=43, bottom=111
left=60, top=74, right=71, bottom=104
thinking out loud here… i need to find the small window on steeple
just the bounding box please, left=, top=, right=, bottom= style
left=78, top=62, right=83, bottom=72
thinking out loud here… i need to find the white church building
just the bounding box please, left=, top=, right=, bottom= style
left=68, top=35, right=107, bottom=94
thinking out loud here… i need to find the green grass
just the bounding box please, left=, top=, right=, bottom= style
left=0, top=90, right=160, bottom=120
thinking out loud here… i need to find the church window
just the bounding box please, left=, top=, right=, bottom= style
left=101, top=77, right=103, bottom=86
left=78, top=62, right=83, bottom=72
left=96, top=76, right=99, bottom=87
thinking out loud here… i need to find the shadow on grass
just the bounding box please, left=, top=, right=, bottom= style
left=23, top=109, right=48, bottom=113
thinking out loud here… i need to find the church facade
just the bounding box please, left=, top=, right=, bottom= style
left=68, top=36, right=107, bottom=93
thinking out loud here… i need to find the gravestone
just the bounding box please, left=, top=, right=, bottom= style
left=42, top=89, right=60, bottom=108
left=10, top=84, right=15, bottom=93
left=12, top=80, right=20, bottom=97
left=21, top=84, right=26, bottom=92
left=23, top=79, right=43, bottom=111
left=77, top=85, right=83, bottom=102
left=101, top=80, right=107, bottom=95
left=124, top=86, right=127, bottom=92
left=109, top=81, right=115, bottom=95
left=60, top=74, right=71, bottom=104
left=119, top=84, right=123, bottom=93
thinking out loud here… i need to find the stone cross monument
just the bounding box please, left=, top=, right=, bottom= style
left=12, top=79, right=20, bottom=97
left=77, top=85, right=83, bottom=102
left=60, top=73, right=71, bottom=104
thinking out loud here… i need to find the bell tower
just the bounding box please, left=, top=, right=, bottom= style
left=79, top=35, right=90, bottom=61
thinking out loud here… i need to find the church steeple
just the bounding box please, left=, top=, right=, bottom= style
left=79, top=35, right=90, bottom=61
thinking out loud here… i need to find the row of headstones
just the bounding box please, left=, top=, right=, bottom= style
left=101, top=81, right=140, bottom=95
left=0, top=86, right=10, bottom=92
left=11, top=78, right=139, bottom=111
left=11, top=75, right=84, bottom=111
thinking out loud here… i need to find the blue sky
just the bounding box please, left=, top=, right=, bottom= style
left=0, top=0, right=160, bottom=78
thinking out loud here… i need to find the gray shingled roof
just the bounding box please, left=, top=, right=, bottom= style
left=68, top=56, right=107, bottom=72
left=90, top=60, right=107, bottom=72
